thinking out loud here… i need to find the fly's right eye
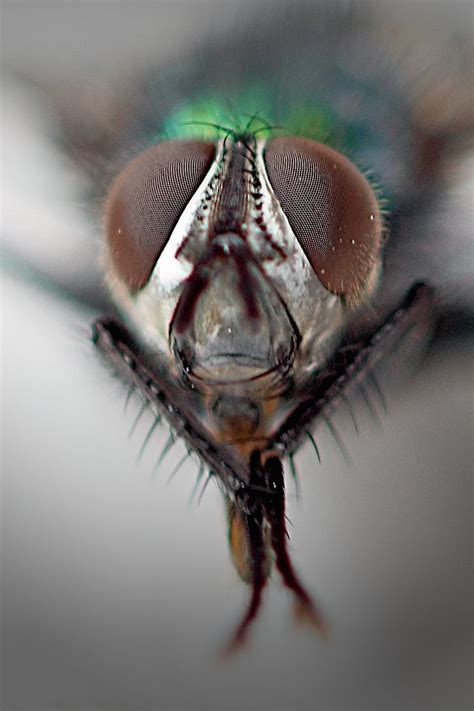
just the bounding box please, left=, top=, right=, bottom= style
left=264, top=137, right=383, bottom=305
left=105, top=140, right=215, bottom=292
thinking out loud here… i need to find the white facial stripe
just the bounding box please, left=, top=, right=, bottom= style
left=149, top=140, right=226, bottom=292
left=244, top=139, right=317, bottom=299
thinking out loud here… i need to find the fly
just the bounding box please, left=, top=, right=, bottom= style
left=92, top=109, right=435, bottom=651
left=4, top=1, right=472, bottom=659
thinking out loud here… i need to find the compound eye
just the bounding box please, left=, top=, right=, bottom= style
left=105, top=140, right=215, bottom=291
left=264, top=137, right=382, bottom=304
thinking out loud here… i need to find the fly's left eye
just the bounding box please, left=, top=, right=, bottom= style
left=105, top=140, right=215, bottom=292
left=264, top=137, right=382, bottom=304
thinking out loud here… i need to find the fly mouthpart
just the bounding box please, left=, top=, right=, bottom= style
left=170, top=245, right=299, bottom=385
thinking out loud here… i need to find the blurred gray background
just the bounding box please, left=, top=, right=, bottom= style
left=2, top=2, right=473, bottom=710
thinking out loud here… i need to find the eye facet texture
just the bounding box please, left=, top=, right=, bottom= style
left=264, top=137, right=382, bottom=302
left=105, top=140, right=215, bottom=291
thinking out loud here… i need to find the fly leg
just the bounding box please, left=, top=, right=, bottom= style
left=222, top=503, right=269, bottom=657
left=263, top=455, right=327, bottom=637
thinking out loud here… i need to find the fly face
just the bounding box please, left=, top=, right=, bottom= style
left=94, top=119, right=433, bottom=651
left=105, top=135, right=382, bottom=387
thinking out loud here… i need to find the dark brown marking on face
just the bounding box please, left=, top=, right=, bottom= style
left=210, top=139, right=250, bottom=236
left=171, top=239, right=261, bottom=337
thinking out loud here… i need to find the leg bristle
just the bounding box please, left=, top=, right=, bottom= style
left=123, top=384, right=135, bottom=414
left=166, top=450, right=190, bottom=485
left=359, top=384, right=383, bottom=431
left=323, top=415, right=353, bottom=466
left=129, top=400, right=149, bottom=438
left=288, top=454, right=300, bottom=500
left=197, top=470, right=213, bottom=504
left=152, top=431, right=175, bottom=476
left=341, top=393, right=359, bottom=434
left=368, top=372, right=388, bottom=414
left=306, top=431, right=322, bottom=464
left=137, top=415, right=161, bottom=462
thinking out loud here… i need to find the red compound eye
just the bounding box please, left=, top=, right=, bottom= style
left=264, top=137, right=382, bottom=303
left=105, top=140, right=215, bottom=291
